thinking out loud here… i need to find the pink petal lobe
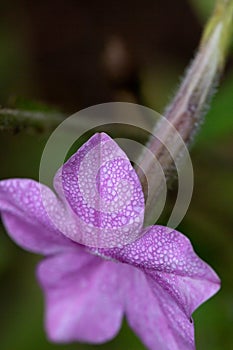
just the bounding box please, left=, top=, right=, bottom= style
left=0, top=179, right=76, bottom=254
left=97, top=225, right=220, bottom=349
left=0, top=132, right=144, bottom=252
left=126, top=267, right=195, bottom=350
left=37, top=250, right=127, bottom=343
left=56, top=132, right=145, bottom=248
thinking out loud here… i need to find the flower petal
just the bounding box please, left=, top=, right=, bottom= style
left=125, top=267, right=195, bottom=350
left=37, top=250, right=127, bottom=343
left=0, top=179, right=76, bottom=254
left=97, top=225, right=220, bottom=349
left=55, top=132, right=145, bottom=247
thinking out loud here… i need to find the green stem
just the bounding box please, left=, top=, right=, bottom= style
left=0, top=108, right=65, bottom=133
left=201, top=0, right=233, bottom=66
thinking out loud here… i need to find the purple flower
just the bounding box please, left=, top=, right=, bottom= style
left=0, top=133, right=220, bottom=350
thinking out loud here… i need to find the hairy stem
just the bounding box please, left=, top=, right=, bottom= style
left=0, top=108, right=65, bottom=133
left=137, top=0, right=233, bottom=225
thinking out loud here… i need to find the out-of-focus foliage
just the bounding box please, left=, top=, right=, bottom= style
left=197, top=70, right=233, bottom=144
left=0, top=1, right=233, bottom=350
left=189, top=0, right=215, bottom=21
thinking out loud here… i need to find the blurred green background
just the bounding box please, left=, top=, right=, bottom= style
left=0, top=0, right=232, bottom=349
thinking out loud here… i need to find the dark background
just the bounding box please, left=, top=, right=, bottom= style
left=0, top=0, right=233, bottom=349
